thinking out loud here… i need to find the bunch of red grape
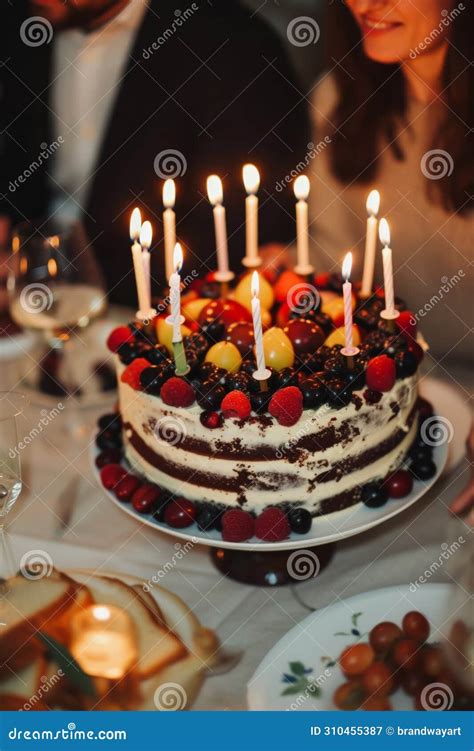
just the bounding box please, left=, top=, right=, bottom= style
left=333, top=610, right=471, bottom=710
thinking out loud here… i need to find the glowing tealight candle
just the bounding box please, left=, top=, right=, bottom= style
left=139, top=220, right=152, bottom=312
left=70, top=604, right=137, bottom=680
left=361, top=189, right=380, bottom=296
left=162, top=179, right=176, bottom=281
left=242, top=164, right=261, bottom=268
left=341, top=252, right=357, bottom=356
left=251, top=271, right=271, bottom=387
left=379, top=218, right=398, bottom=320
left=207, top=175, right=234, bottom=284
left=129, top=208, right=149, bottom=319
left=166, top=243, right=188, bottom=375
left=293, top=176, right=314, bottom=276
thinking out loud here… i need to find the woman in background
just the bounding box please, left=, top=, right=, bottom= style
left=307, top=1, right=473, bottom=518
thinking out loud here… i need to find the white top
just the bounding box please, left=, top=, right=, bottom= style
left=49, top=0, right=148, bottom=222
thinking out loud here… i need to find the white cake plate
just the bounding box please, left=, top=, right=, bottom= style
left=90, top=374, right=463, bottom=553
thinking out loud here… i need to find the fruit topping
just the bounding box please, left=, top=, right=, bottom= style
left=160, top=376, right=196, bottom=407
left=199, top=410, right=224, bottom=429
left=255, top=507, right=290, bottom=542
left=221, top=390, right=252, bottom=420
left=222, top=508, right=255, bottom=542
left=106, top=326, right=135, bottom=353
left=365, top=354, right=396, bottom=392
left=268, top=386, right=303, bottom=427
left=120, top=358, right=149, bottom=390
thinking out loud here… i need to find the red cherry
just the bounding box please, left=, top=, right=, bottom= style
left=100, top=463, right=127, bottom=490
left=365, top=355, right=396, bottom=392
left=226, top=321, right=255, bottom=356
left=407, top=339, right=424, bottom=364
left=114, top=474, right=140, bottom=502
left=164, top=498, right=196, bottom=528
left=283, top=319, right=325, bottom=355
left=385, top=470, right=414, bottom=499
left=200, top=411, right=223, bottom=429
left=131, top=483, right=161, bottom=514
left=315, top=272, right=331, bottom=288
left=396, top=311, right=417, bottom=340
left=198, top=299, right=251, bottom=327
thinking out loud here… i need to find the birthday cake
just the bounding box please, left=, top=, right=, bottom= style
left=99, top=268, right=435, bottom=543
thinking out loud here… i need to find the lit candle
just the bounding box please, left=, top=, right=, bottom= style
left=139, top=220, right=152, bottom=312
left=70, top=604, right=137, bottom=680
left=341, top=252, right=357, bottom=356
left=207, top=175, right=234, bottom=284
left=130, top=208, right=149, bottom=317
left=361, top=189, right=380, bottom=296
left=251, top=271, right=271, bottom=388
left=293, top=176, right=314, bottom=276
left=379, top=218, right=399, bottom=320
left=166, top=243, right=188, bottom=375
left=162, top=179, right=176, bottom=281
left=242, top=164, right=261, bottom=268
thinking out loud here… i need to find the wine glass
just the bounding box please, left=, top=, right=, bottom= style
left=7, top=218, right=108, bottom=405
left=0, top=392, right=27, bottom=580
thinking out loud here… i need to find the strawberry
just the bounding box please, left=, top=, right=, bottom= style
left=365, top=355, right=396, bottom=392
left=221, top=390, right=251, bottom=420
left=120, top=358, right=149, bottom=390
left=396, top=311, right=417, bottom=341
left=222, top=509, right=255, bottom=542
left=106, top=326, right=135, bottom=353
left=160, top=377, right=195, bottom=407
left=268, top=386, right=303, bottom=427
left=255, top=507, right=290, bottom=542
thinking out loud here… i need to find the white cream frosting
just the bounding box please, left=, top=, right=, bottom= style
left=117, top=359, right=418, bottom=515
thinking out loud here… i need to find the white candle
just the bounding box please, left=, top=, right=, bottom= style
left=342, top=252, right=354, bottom=352
left=361, top=189, right=380, bottom=296
left=129, top=208, right=149, bottom=317
left=293, top=176, right=314, bottom=276
left=168, top=243, right=184, bottom=343
left=250, top=271, right=270, bottom=381
left=207, top=175, right=234, bottom=283
left=379, top=218, right=397, bottom=318
left=139, top=220, right=152, bottom=312
left=162, top=179, right=176, bottom=281
left=242, top=164, right=261, bottom=268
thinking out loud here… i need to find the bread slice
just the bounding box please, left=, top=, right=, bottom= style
left=71, top=572, right=186, bottom=678
left=0, top=572, right=84, bottom=675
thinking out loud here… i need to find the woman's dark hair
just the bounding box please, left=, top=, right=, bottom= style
left=327, top=3, right=473, bottom=214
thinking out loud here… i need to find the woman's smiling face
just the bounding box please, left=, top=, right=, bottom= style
left=345, top=0, right=456, bottom=64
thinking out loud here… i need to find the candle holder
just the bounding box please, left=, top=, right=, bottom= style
left=173, top=340, right=190, bottom=377
left=242, top=256, right=262, bottom=269
left=380, top=308, right=400, bottom=334
left=252, top=368, right=272, bottom=392
left=135, top=308, right=157, bottom=326
left=294, top=264, right=314, bottom=281
left=341, top=346, right=360, bottom=371
left=214, top=270, right=235, bottom=300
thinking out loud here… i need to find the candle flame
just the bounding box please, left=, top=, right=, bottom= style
left=207, top=175, right=223, bottom=206
left=139, top=220, right=152, bottom=249
left=251, top=270, right=260, bottom=298
left=130, top=207, right=142, bottom=241
left=92, top=605, right=111, bottom=622
left=163, top=179, right=176, bottom=209
left=366, top=189, right=380, bottom=216
left=242, top=164, right=260, bottom=194
left=293, top=175, right=310, bottom=201
left=173, top=242, right=183, bottom=272
left=379, top=217, right=390, bottom=247
left=342, top=252, right=352, bottom=281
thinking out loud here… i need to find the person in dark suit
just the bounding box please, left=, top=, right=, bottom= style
left=1, top=0, right=310, bottom=305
